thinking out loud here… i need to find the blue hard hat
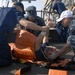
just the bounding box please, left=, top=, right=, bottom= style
left=26, top=6, right=37, bottom=18
left=13, top=2, right=25, bottom=14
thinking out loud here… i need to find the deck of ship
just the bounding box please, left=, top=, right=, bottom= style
left=0, top=43, right=75, bottom=75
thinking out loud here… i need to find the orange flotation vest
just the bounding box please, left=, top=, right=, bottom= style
left=9, top=30, right=37, bottom=60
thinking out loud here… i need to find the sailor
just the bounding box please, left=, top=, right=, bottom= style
left=52, top=0, right=68, bottom=43
left=0, top=2, right=51, bottom=67
left=49, top=10, right=74, bottom=61
left=24, top=6, right=45, bottom=36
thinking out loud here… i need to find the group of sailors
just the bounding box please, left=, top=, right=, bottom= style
left=0, top=0, right=75, bottom=67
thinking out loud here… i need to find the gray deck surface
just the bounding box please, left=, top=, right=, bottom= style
left=0, top=43, right=75, bottom=75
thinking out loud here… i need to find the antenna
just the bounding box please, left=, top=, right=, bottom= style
left=6, top=0, right=9, bottom=7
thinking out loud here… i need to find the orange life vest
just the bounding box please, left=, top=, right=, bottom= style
left=9, top=30, right=37, bottom=60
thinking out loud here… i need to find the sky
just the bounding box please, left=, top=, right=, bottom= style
left=22, top=0, right=45, bottom=10
left=0, top=0, right=45, bottom=10
left=22, top=0, right=45, bottom=16
left=0, top=0, right=45, bottom=16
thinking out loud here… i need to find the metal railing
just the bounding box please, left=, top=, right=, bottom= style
left=36, top=10, right=59, bottom=22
